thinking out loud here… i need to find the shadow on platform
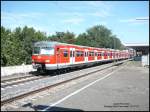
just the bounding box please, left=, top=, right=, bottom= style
left=22, top=103, right=83, bottom=111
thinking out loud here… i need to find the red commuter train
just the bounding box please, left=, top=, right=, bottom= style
left=32, top=41, right=134, bottom=72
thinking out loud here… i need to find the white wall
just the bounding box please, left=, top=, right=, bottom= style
left=142, top=54, right=149, bottom=66
left=1, top=65, right=36, bottom=76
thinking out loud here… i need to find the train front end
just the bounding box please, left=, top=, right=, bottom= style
left=32, top=41, right=57, bottom=72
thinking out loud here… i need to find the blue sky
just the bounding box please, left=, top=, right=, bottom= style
left=1, top=1, right=149, bottom=44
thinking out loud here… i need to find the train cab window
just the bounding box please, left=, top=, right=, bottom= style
left=63, top=50, right=68, bottom=57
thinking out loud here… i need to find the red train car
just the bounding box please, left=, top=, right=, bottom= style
left=32, top=41, right=131, bottom=71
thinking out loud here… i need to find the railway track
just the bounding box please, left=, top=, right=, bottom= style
left=1, top=75, right=35, bottom=83
left=1, top=75, right=48, bottom=88
left=1, top=60, right=128, bottom=106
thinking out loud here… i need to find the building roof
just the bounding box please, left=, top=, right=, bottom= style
left=124, top=43, right=149, bottom=47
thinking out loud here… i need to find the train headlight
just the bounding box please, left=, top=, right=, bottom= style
left=45, top=60, right=50, bottom=63
left=38, top=56, right=41, bottom=59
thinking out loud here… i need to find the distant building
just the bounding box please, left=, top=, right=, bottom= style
left=124, top=43, right=149, bottom=56
left=124, top=43, right=149, bottom=66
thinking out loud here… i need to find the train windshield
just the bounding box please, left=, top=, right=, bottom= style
left=40, top=47, right=54, bottom=55
left=33, top=47, right=54, bottom=55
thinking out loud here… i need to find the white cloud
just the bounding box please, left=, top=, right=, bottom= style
left=57, top=1, right=113, bottom=18
left=62, top=18, right=84, bottom=25
left=1, top=11, right=45, bottom=25
left=58, top=10, right=112, bottom=19
left=89, top=10, right=111, bottom=18
left=86, top=1, right=112, bottom=12
left=58, top=12, right=82, bottom=17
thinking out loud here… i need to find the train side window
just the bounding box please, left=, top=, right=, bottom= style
left=85, top=52, right=86, bottom=57
left=73, top=51, right=75, bottom=57
left=76, top=51, right=80, bottom=57
left=81, top=51, right=84, bottom=57
left=78, top=51, right=80, bottom=57
left=107, top=53, right=109, bottom=56
left=89, top=52, right=91, bottom=56
left=63, top=50, right=68, bottom=57
left=92, top=52, right=94, bottom=56
left=95, top=52, right=97, bottom=56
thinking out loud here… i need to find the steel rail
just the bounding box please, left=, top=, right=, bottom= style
left=1, top=76, right=47, bottom=88
left=1, top=75, right=35, bottom=83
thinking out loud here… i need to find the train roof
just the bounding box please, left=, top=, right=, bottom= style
left=34, top=41, right=123, bottom=51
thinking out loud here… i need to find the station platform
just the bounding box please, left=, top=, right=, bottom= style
left=3, top=61, right=149, bottom=111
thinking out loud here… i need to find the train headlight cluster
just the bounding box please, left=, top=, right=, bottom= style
left=45, top=60, right=50, bottom=63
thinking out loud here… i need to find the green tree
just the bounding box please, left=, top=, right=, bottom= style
left=47, top=31, right=76, bottom=44
left=1, top=26, right=47, bottom=66
left=1, top=26, right=11, bottom=66
left=75, top=25, right=124, bottom=49
left=75, top=33, right=90, bottom=46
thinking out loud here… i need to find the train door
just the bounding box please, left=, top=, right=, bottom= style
left=56, top=47, right=69, bottom=69
left=85, top=49, right=88, bottom=62
left=107, top=51, right=110, bottom=60
left=70, top=48, right=75, bottom=64
left=101, top=51, right=104, bottom=60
